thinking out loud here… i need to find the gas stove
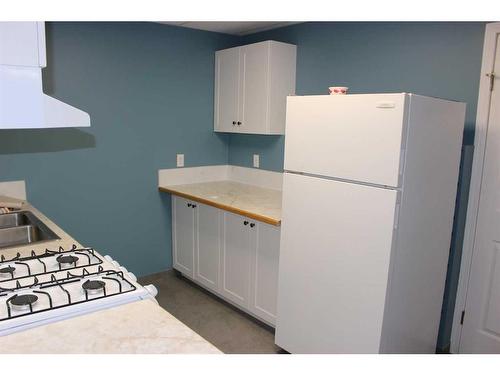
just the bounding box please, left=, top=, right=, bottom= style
left=0, top=244, right=158, bottom=336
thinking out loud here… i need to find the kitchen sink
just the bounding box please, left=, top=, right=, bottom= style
left=0, top=211, right=60, bottom=249
left=0, top=211, right=32, bottom=229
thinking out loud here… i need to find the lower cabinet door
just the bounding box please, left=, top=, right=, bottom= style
left=194, top=204, right=221, bottom=291
left=172, top=196, right=195, bottom=277
left=220, top=211, right=252, bottom=308
left=249, top=222, right=281, bottom=325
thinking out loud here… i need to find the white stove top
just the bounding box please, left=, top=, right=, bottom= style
left=0, top=245, right=157, bottom=336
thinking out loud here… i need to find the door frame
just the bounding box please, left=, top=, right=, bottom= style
left=451, top=22, right=500, bottom=353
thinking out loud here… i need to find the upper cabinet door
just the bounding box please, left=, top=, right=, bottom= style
left=0, top=22, right=46, bottom=67
left=214, top=41, right=296, bottom=135
left=238, top=42, right=269, bottom=134
left=214, top=47, right=240, bottom=133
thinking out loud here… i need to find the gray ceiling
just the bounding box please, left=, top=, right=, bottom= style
left=159, top=22, right=298, bottom=36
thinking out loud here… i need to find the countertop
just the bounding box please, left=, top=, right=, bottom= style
left=0, top=299, right=220, bottom=353
left=159, top=180, right=282, bottom=226
left=0, top=203, right=221, bottom=354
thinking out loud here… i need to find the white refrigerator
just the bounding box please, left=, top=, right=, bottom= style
left=275, top=93, right=466, bottom=353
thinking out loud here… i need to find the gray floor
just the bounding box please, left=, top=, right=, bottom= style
left=139, top=270, right=282, bottom=354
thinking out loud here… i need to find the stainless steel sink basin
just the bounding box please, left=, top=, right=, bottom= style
left=0, top=212, right=32, bottom=228
left=0, top=211, right=60, bottom=249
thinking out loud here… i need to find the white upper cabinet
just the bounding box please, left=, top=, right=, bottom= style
left=214, top=41, right=296, bottom=135
left=0, top=22, right=46, bottom=67
left=214, top=47, right=240, bottom=133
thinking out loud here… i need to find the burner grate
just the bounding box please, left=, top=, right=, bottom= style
left=0, top=245, right=103, bottom=280
left=0, top=266, right=136, bottom=321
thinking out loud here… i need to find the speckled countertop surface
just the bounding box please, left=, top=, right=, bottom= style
left=159, top=181, right=282, bottom=226
left=0, top=203, right=221, bottom=354
left=0, top=299, right=220, bottom=354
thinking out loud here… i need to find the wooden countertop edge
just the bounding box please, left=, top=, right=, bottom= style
left=158, top=186, right=281, bottom=227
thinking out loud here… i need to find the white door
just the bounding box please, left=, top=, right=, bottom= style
left=195, top=204, right=221, bottom=291
left=220, top=211, right=252, bottom=307
left=459, top=36, right=500, bottom=353
left=249, top=221, right=280, bottom=325
left=239, top=42, right=269, bottom=134
left=275, top=172, right=398, bottom=353
left=214, top=47, right=240, bottom=133
left=284, top=94, right=407, bottom=188
left=172, top=197, right=195, bottom=277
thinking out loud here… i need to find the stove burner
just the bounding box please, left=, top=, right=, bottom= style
left=10, top=294, right=38, bottom=310
left=0, top=265, right=15, bottom=277
left=82, top=279, right=106, bottom=294
left=56, top=255, right=79, bottom=266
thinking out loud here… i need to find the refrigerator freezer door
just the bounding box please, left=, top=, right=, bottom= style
left=284, top=94, right=407, bottom=188
left=275, top=172, right=398, bottom=353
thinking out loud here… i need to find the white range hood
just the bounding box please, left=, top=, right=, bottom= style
left=0, top=22, right=90, bottom=129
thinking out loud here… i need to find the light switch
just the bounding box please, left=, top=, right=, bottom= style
left=253, top=154, right=260, bottom=168
left=176, top=154, right=184, bottom=168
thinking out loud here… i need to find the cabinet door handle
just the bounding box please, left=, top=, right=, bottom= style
left=243, top=221, right=249, bottom=226
left=187, top=203, right=192, bottom=207
left=232, top=121, right=236, bottom=125
left=191, top=204, right=197, bottom=208
left=250, top=223, right=255, bottom=228
left=237, top=121, right=242, bottom=125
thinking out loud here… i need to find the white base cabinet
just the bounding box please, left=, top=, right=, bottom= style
left=172, top=196, right=196, bottom=278
left=195, top=204, right=221, bottom=291
left=171, top=196, right=280, bottom=326
left=249, top=222, right=281, bottom=324
left=220, top=211, right=253, bottom=307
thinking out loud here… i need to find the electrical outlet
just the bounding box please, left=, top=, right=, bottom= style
left=253, top=154, right=260, bottom=168
left=176, top=154, right=184, bottom=168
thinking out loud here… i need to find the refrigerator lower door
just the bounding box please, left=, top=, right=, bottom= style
left=275, top=172, right=398, bottom=353
left=284, top=94, right=407, bottom=188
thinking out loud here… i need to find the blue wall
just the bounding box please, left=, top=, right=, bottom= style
left=0, top=22, right=238, bottom=276
left=229, top=22, right=485, bottom=171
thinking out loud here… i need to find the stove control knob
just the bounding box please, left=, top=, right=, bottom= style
left=127, top=272, right=137, bottom=282
left=111, top=261, right=120, bottom=268
left=104, top=255, right=113, bottom=262
left=144, top=284, right=158, bottom=297
left=119, top=266, right=128, bottom=273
